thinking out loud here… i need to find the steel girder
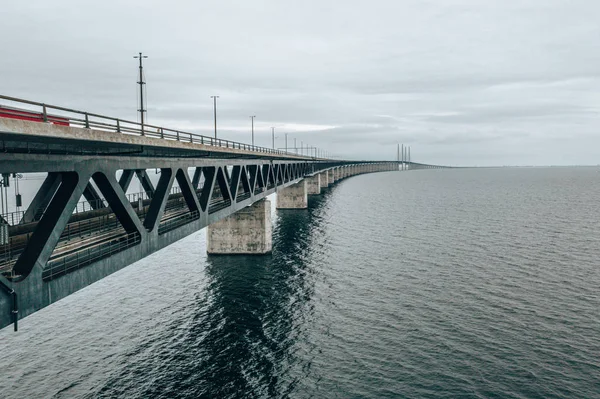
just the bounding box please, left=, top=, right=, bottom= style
left=0, top=154, right=398, bottom=330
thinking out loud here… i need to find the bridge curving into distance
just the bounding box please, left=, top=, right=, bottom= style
left=0, top=95, right=446, bottom=331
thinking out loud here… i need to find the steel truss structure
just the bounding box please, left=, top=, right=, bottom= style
left=0, top=94, right=446, bottom=331
left=0, top=153, right=395, bottom=330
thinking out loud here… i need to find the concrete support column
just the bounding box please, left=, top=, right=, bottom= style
left=328, top=169, right=335, bottom=185
left=207, top=199, right=272, bottom=255
left=319, top=171, right=329, bottom=188
left=276, top=180, right=307, bottom=209
left=306, top=175, right=321, bottom=195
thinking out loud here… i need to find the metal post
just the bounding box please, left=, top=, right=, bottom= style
left=133, top=52, right=148, bottom=135
left=285, top=133, right=288, bottom=152
left=401, top=144, right=404, bottom=170
left=271, top=127, right=275, bottom=149
left=250, top=115, right=256, bottom=146
left=211, top=96, right=219, bottom=139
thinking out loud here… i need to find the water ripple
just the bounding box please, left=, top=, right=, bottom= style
left=1, top=168, right=599, bottom=398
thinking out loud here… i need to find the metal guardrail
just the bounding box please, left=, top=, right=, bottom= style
left=0, top=94, right=321, bottom=159
left=42, top=232, right=141, bottom=281
left=1, top=211, right=23, bottom=226
left=158, top=210, right=200, bottom=235
left=1, top=188, right=172, bottom=226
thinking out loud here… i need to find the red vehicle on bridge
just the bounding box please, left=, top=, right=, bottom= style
left=0, top=105, right=70, bottom=126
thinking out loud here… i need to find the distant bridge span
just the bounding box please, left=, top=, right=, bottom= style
left=0, top=95, right=446, bottom=330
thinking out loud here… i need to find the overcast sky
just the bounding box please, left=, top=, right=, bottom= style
left=2, top=0, right=599, bottom=165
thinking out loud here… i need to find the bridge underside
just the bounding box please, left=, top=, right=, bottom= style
left=0, top=101, right=447, bottom=331
left=0, top=155, right=402, bottom=331
left=0, top=115, right=450, bottom=329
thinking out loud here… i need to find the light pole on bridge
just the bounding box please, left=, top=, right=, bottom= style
left=133, top=52, right=148, bottom=134
left=211, top=96, right=219, bottom=139
left=271, top=127, right=275, bottom=149
left=250, top=115, right=256, bottom=146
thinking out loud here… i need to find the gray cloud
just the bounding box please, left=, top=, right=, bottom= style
left=1, top=0, right=600, bottom=165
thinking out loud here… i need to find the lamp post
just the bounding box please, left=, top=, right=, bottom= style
left=133, top=52, right=148, bottom=134
left=271, top=127, right=275, bottom=149
left=250, top=115, right=256, bottom=146
left=285, top=133, right=288, bottom=152
left=210, top=96, right=219, bottom=139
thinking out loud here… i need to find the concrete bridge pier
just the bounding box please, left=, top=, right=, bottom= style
left=319, top=171, right=329, bottom=188
left=328, top=169, right=335, bottom=186
left=306, top=174, right=321, bottom=195
left=276, top=181, right=308, bottom=209
left=207, top=199, right=272, bottom=255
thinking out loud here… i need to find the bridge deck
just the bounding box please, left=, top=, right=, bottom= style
left=0, top=94, right=320, bottom=161
left=0, top=94, right=442, bottom=331
left=0, top=117, right=316, bottom=161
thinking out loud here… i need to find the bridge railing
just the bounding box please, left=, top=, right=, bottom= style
left=0, top=94, right=319, bottom=159
left=0, top=187, right=175, bottom=226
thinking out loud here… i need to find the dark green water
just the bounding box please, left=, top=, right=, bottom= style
left=1, top=168, right=599, bottom=398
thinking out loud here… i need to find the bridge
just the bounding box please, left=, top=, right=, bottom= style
left=0, top=95, right=445, bottom=331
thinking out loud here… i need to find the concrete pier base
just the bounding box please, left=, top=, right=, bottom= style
left=319, top=171, right=329, bottom=188
left=328, top=169, right=335, bottom=185
left=207, top=199, right=272, bottom=254
left=306, top=175, right=321, bottom=195
left=276, top=181, right=307, bottom=209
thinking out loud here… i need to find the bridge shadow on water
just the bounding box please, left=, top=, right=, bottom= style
left=96, top=192, right=333, bottom=399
